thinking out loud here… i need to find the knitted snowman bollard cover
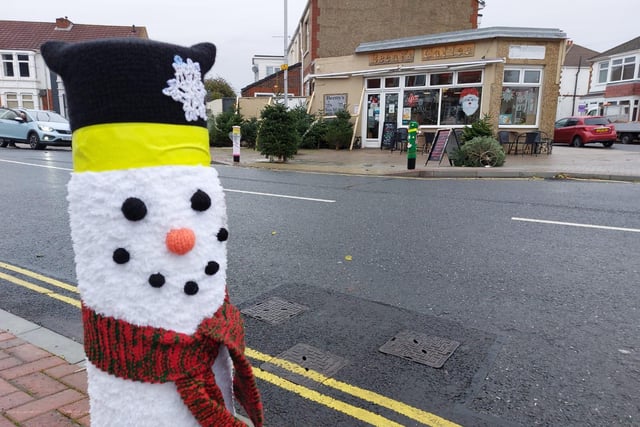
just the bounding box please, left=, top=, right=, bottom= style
left=41, top=38, right=263, bottom=427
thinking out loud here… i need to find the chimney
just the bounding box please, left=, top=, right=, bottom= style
left=55, top=17, right=73, bottom=31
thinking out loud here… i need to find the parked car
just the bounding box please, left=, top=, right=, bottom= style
left=553, top=116, right=617, bottom=148
left=0, top=108, right=71, bottom=150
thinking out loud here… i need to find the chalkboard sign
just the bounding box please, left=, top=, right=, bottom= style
left=446, top=129, right=462, bottom=160
left=380, top=121, right=396, bottom=150
left=425, top=129, right=451, bottom=165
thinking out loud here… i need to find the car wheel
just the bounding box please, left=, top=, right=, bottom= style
left=28, top=133, right=45, bottom=150
left=602, top=141, right=614, bottom=148
left=571, top=136, right=583, bottom=147
left=620, top=133, right=633, bottom=145
left=0, top=139, right=7, bottom=148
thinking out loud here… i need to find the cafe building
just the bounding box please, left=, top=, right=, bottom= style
left=305, top=26, right=568, bottom=148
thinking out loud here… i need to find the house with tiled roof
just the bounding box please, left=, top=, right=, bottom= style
left=556, top=43, right=599, bottom=118
left=581, top=36, right=640, bottom=121
left=0, top=17, right=147, bottom=115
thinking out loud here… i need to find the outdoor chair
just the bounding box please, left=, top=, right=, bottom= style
left=420, top=131, right=436, bottom=155
left=392, top=128, right=409, bottom=152
left=516, top=131, right=542, bottom=156
left=497, top=130, right=517, bottom=154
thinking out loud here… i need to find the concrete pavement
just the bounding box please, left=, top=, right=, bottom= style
left=2, top=142, right=640, bottom=425
left=212, top=144, right=640, bottom=182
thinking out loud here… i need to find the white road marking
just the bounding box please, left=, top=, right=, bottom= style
left=0, top=158, right=336, bottom=203
left=0, top=158, right=72, bottom=171
left=224, top=189, right=335, bottom=203
left=512, top=217, right=640, bottom=233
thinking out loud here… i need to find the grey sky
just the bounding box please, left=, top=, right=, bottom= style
left=4, top=0, right=638, bottom=94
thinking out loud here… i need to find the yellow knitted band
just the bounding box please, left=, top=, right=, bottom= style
left=72, top=123, right=211, bottom=172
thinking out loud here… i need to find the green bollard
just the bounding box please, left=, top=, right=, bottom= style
left=407, top=121, right=418, bottom=169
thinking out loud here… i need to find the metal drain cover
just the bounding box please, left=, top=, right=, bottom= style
left=261, top=343, right=348, bottom=388
left=379, top=330, right=460, bottom=368
left=241, top=297, right=309, bottom=325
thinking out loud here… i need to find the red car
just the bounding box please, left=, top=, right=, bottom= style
left=554, top=116, right=617, bottom=147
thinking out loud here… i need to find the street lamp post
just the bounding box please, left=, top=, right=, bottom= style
left=283, top=0, right=288, bottom=108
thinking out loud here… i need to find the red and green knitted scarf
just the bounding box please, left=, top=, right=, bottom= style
left=82, top=297, right=263, bottom=427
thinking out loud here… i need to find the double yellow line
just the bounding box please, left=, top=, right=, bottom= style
left=0, top=261, right=80, bottom=307
left=0, top=261, right=460, bottom=427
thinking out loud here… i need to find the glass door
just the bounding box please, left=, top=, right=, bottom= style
left=384, top=93, right=399, bottom=126
left=365, top=93, right=381, bottom=143
left=363, top=92, right=400, bottom=148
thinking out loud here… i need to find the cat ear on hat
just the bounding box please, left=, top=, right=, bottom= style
left=41, top=40, right=72, bottom=75
left=189, top=43, right=217, bottom=75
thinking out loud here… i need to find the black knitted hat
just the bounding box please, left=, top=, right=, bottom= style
left=41, top=38, right=216, bottom=131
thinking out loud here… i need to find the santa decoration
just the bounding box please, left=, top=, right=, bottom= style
left=41, top=38, right=263, bottom=427
left=459, top=87, right=480, bottom=117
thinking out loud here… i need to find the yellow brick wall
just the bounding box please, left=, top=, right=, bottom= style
left=316, top=0, right=477, bottom=58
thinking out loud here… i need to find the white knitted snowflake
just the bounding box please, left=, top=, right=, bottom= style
left=163, top=55, right=207, bottom=122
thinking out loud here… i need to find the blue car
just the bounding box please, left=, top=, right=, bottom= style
left=0, top=108, right=72, bottom=150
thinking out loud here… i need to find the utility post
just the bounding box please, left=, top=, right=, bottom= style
left=283, top=0, right=289, bottom=108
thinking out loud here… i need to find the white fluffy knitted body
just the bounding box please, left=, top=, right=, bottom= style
left=68, top=165, right=234, bottom=426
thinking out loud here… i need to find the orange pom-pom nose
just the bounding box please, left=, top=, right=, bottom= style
left=166, top=228, right=196, bottom=255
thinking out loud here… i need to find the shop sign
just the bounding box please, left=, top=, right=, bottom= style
left=369, top=49, right=415, bottom=66
left=324, top=93, right=348, bottom=115
left=508, top=45, right=546, bottom=60
left=422, top=43, right=475, bottom=61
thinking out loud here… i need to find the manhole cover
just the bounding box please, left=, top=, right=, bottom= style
left=379, top=330, right=460, bottom=368
left=261, top=343, right=348, bottom=388
left=241, top=297, right=309, bottom=325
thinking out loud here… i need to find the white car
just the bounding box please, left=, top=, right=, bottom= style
left=0, top=108, right=72, bottom=150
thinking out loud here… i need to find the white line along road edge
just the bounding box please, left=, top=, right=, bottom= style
left=512, top=217, right=640, bottom=233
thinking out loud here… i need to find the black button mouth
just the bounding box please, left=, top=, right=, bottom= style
left=184, top=281, right=199, bottom=295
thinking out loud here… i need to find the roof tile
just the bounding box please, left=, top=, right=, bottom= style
left=0, top=19, right=148, bottom=51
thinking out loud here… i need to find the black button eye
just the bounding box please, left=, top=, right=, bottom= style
left=217, top=228, right=228, bottom=242
left=113, top=248, right=130, bottom=264
left=205, top=261, right=219, bottom=275
left=122, top=197, right=147, bottom=221
left=191, top=189, right=211, bottom=212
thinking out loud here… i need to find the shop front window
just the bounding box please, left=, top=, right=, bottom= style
left=402, top=89, right=438, bottom=126
left=366, top=78, right=381, bottom=89
left=500, top=68, right=542, bottom=126
left=440, top=87, right=482, bottom=125
left=384, top=77, right=400, bottom=88
left=430, top=72, right=453, bottom=86
left=500, top=87, right=540, bottom=125
left=405, top=74, right=426, bottom=87
left=366, top=68, right=486, bottom=130
left=523, top=70, right=540, bottom=83
left=503, top=70, right=520, bottom=83
left=457, top=70, right=482, bottom=84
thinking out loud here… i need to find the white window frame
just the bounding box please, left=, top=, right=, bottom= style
left=499, top=67, right=543, bottom=128
left=0, top=52, right=33, bottom=79
left=597, top=61, right=609, bottom=84
left=610, top=56, right=636, bottom=82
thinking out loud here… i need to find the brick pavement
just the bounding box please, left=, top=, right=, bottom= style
left=0, top=332, right=89, bottom=427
